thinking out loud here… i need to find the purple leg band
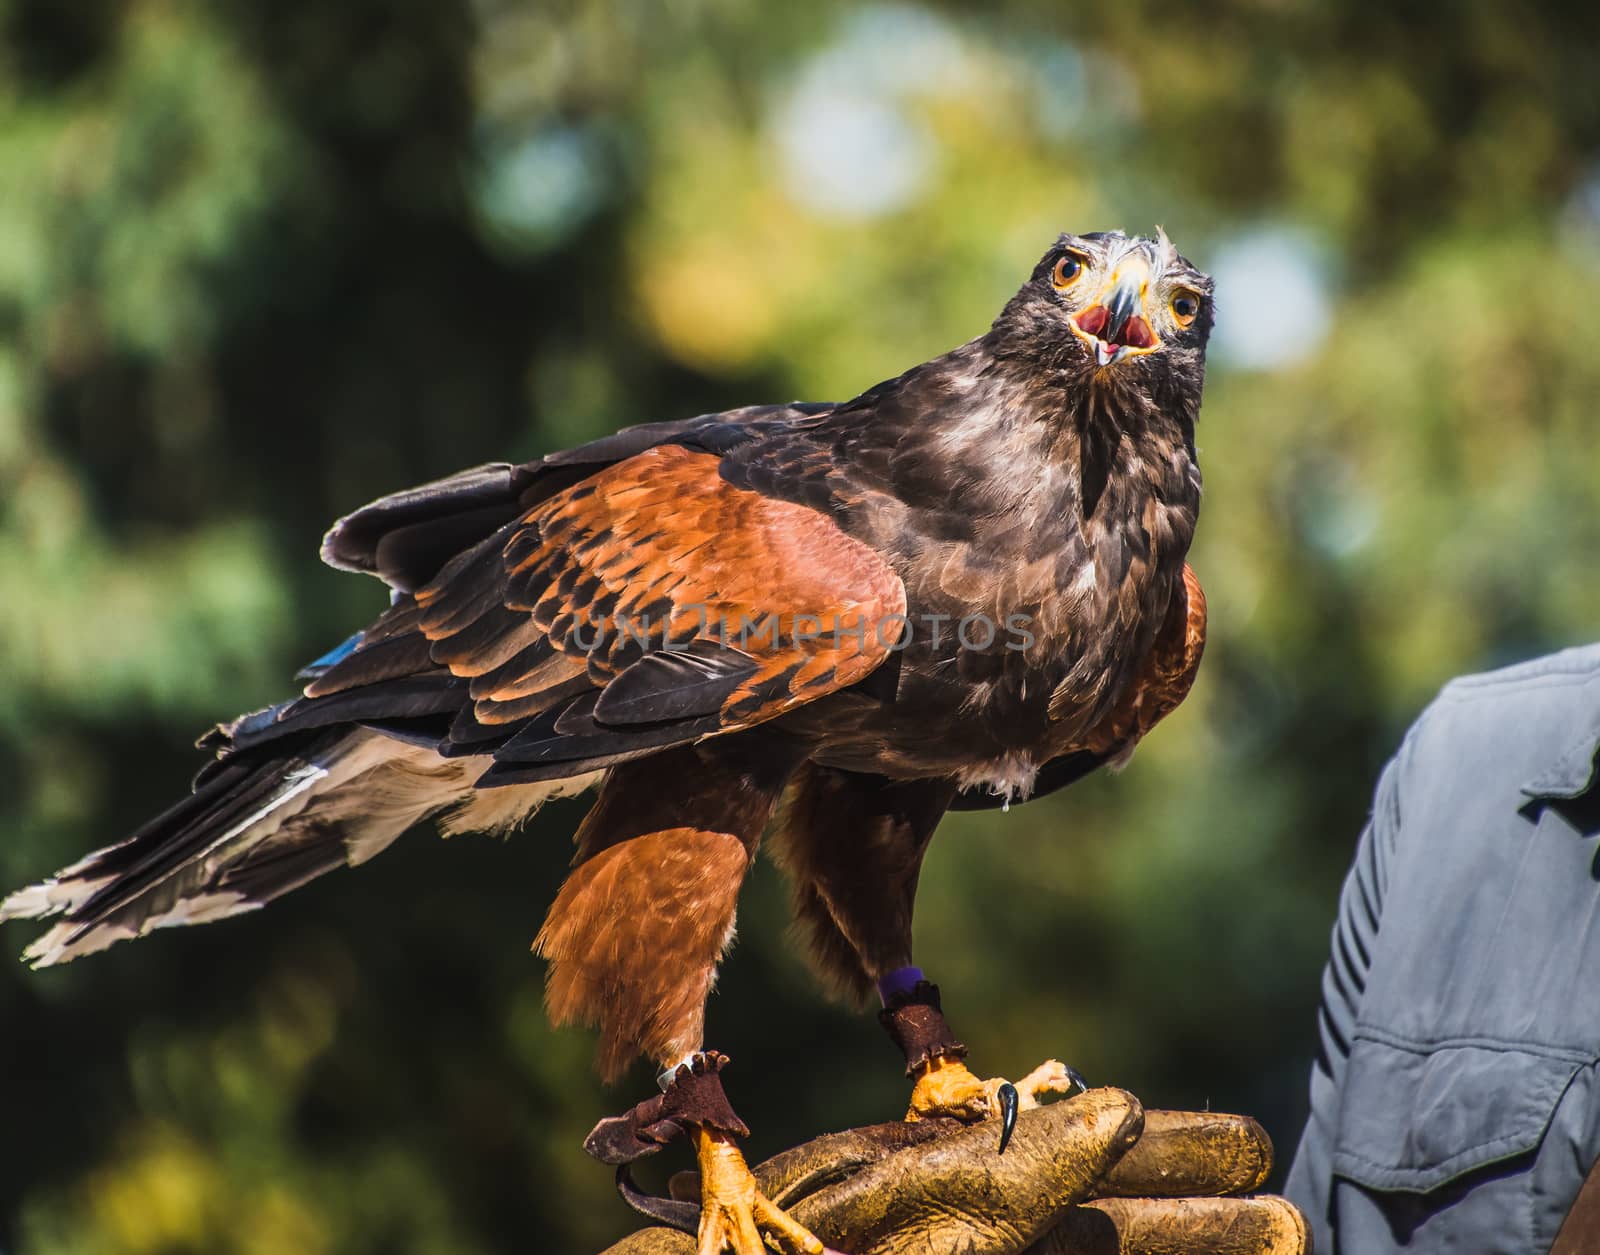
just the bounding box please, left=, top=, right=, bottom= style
left=877, top=965, right=926, bottom=1007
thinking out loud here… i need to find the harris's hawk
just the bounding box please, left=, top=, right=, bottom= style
left=3, top=230, right=1212, bottom=1255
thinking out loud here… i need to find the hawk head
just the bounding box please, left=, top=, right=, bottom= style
left=992, top=229, right=1214, bottom=400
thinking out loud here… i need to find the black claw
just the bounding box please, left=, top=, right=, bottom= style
left=1066, top=1065, right=1089, bottom=1094
left=615, top=1164, right=701, bottom=1234
left=996, top=1081, right=1019, bottom=1154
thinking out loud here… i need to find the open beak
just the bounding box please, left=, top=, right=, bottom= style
left=1070, top=259, right=1160, bottom=368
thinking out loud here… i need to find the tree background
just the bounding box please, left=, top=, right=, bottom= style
left=2, top=1, right=1598, bottom=1250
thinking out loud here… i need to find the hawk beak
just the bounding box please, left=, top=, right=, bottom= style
left=1071, top=259, right=1161, bottom=368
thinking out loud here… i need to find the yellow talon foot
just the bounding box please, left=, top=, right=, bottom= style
left=906, top=1055, right=1078, bottom=1123
left=692, top=1127, right=832, bottom=1255
left=1013, top=1058, right=1082, bottom=1105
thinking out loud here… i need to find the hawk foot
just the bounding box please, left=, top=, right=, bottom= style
left=691, top=1127, right=839, bottom=1255
left=906, top=1056, right=1085, bottom=1152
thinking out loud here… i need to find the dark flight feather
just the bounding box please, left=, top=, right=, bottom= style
left=593, top=641, right=760, bottom=726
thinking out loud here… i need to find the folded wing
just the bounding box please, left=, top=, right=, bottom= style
left=252, top=442, right=907, bottom=784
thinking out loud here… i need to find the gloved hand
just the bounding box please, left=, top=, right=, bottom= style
left=603, top=1087, right=1308, bottom=1254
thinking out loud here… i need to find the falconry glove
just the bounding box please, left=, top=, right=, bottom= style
left=605, top=1087, right=1308, bottom=1255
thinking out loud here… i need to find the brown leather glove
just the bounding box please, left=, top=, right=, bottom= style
left=603, top=1087, right=1308, bottom=1254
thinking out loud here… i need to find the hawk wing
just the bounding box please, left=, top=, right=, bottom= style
left=224, top=440, right=905, bottom=786
left=318, top=402, right=835, bottom=592
left=3, top=412, right=899, bottom=965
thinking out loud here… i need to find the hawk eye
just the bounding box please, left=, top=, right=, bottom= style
left=1052, top=254, right=1085, bottom=288
left=1171, top=290, right=1201, bottom=327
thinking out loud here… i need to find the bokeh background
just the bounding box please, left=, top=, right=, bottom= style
left=2, top=0, right=1598, bottom=1250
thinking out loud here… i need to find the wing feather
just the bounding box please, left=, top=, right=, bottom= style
left=254, top=443, right=904, bottom=783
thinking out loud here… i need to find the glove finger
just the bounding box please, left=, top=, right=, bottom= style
left=603, top=1120, right=990, bottom=1253
left=1039, top=1195, right=1309, bottom=1255
left=665, top=1118, right=960, bottom=1207
left=791, top=1087, right=1144, bottom=1255
left=1096, top=1110, right=1273, bottom=1198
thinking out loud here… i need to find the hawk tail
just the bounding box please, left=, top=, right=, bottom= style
left=1, top=730, right=584, bottom=967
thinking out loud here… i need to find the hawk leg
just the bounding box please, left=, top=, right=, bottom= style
left=771, top=767, right=1082, bottom=1149
left=586, top=1052, right=837, bottom=1255
left=879, top=972, right=1084, bottom=1152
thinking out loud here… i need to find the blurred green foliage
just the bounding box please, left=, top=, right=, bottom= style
left=2, top=0, right=1598, bottom=1250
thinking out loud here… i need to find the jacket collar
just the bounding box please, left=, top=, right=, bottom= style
left=1522, top=699, right=1600, bottom=800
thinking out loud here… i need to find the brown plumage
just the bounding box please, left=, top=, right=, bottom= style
left=771, top=766, right=956, bottom=1007
left=535, top=738, right=804, bottom=1080
left=2, top=229, right=1213, bottom=1099
left=1083, top=562, right=1208, bottom=760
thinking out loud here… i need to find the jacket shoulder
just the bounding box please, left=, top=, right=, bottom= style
left=1396, top=642, right=1600, bottom=800
left=1436, top=642, right=1600, bottom=701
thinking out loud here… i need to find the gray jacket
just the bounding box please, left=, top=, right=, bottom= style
left=1285, top=643, right=1600, bottom=1252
